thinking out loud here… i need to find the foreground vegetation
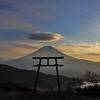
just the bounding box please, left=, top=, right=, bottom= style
left=0, top=65, right=100, bottom=99
left=1, top=92, right=100, bottom=100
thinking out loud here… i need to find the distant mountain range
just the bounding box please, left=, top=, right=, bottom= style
left=0, top=59, right=8, bottom=63
left=0, top=64, right=82, bottom=89
left=2, top=46, right=100, bottom=77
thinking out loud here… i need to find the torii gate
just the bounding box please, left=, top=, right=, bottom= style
left=32, top=57, right=64, bottom=93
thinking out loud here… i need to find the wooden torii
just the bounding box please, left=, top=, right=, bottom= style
left=32, top=57, right=64, bottom=93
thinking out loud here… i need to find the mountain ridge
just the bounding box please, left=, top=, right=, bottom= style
left=0, top=64, right=82, bottom=89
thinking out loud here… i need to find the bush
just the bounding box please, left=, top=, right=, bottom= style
left=0, top=82, right=32, bottom=92
left=77, top=84, right=100, bottom=97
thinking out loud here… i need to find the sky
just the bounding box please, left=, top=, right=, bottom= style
left=1, top=0, right=100, bottom=62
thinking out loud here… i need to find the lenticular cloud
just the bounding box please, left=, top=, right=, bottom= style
left=26, top=32, right=64, bottom=42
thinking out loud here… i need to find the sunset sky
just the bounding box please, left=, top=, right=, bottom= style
left=1, top=0, right=100, bottom=62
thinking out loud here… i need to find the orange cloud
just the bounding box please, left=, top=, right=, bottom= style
left=53, top=43, right=100, bottom=62
left=0, top=40, right=43, bottom=59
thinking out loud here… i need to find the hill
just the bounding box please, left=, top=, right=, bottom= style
left=0, top=64, right=82, bottom=90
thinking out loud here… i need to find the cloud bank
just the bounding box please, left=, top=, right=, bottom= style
left=26, top=32, right=64, bottom=42
left=88, top=53, right=100, bottom=56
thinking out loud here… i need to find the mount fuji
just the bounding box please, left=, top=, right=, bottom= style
left=2, top=46, right=100, bottom=77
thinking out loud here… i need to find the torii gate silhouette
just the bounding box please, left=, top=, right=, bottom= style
left=32, top=57, right=64, bottom=93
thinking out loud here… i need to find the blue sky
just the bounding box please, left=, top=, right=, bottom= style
left=1, top=0, right=100, bottom=61
left=0, top=0, right=100, bottom=42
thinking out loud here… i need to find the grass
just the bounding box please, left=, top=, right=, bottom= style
left=0, top=92, right=100, bottom=100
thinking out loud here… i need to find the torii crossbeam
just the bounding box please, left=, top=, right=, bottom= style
left=32, top=57, right=64, bottom=93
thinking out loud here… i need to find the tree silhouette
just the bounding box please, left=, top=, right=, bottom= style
left=85, top=70, right=99, bottom=84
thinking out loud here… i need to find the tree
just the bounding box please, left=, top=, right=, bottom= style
left=85, top=70, right=99, bottom=84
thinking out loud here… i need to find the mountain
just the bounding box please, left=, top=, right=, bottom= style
left=0, top=59, right=8, bottom=64
left=2, top=46, right=100, bottom=77
left=0, top=64, right=82, bottom=89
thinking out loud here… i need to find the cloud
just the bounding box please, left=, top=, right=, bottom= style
left=13, top=42, right=43, bottom=49
left=54, top=42, right=100, bottom=62
left=0, top=0, right=53, bottom=31
left=53, top=43, right=100, bottom=58
left=1, top=39, right=100, bottom=62
left=0, top=9, right=39, bottom=30
left=0, top=58, right=5, bottom=60
left=26, top=32, right=64, bottom=42
left=53, top=45, right=78, bottom=54
left=0, top=0, right=53, bottom=20
left=64, top=44, right=92, bottom=48
left=8, top=43, right=43, bottom=57
left=0, top=39, right=44, bottom=59
left=88, top=53, right=100, bottom=56
left=53, top=44, right=93, bottom=55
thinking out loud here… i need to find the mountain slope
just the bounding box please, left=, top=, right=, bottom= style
left=2, top=46, right=100, bottom=77
left=0, top=64, right=82, bottom=89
